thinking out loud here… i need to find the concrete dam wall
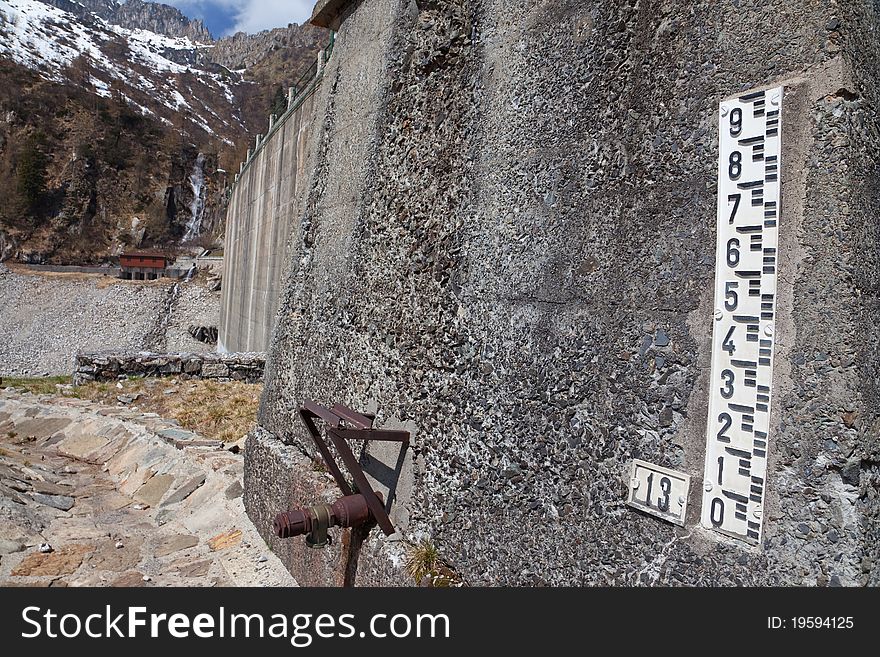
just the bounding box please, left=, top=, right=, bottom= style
left=218, top=78, right=322, bottom=353
left=230, top=0, right=880, bottom=586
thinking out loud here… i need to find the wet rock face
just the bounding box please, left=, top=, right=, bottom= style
left=242, top=0, right=880, bottom=586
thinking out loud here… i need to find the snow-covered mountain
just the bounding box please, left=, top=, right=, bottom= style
left=0, top=0, right=240, bottom=142
left=0, top=0, right=327, bottom=264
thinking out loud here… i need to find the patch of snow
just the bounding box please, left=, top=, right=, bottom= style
left=0, top=0, right=239, bottom=141
left=89, top=74, right=111, bottom=97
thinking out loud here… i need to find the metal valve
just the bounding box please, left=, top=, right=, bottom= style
left=278, top=401, right=410, bottom=547
left=273, top=493, right=381, bottom=549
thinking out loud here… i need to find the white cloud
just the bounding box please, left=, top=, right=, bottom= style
left=229, top=0, right=314, bottom=34
left=160, top=0, right=314, bottom=35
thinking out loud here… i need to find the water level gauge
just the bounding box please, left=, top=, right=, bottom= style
left=701, top=86, right=783, bottom=544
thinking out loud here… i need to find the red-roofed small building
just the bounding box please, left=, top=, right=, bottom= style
left=119, top=252, right=168, bottom=280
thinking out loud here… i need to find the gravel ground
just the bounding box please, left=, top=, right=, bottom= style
left=0, top=264, right=220, bottom=376
left=166, top=275, right=220, bottom=354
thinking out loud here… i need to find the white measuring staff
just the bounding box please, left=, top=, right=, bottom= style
left=701, top=87, right=782, bottom=544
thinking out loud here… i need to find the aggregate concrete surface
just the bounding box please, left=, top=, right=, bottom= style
left=0, top=389, right=295, bottom=587
left=235, top=0, right=880, bottom=586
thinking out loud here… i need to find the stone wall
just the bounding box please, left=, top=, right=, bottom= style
left=236, top=0, right=880, bottom=587
left=73, top=352, right=265, bottom=385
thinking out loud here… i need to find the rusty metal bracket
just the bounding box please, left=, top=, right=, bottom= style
left=298, top=400, right=410, bottom=536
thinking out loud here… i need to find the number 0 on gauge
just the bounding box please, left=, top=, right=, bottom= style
left=627, top=459, right=691, bottom=526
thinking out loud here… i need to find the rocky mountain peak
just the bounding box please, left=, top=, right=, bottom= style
left=41, top=0, right=213, bottom=42
left=112, top=0, right=213, bottom=42
left=211, top=23, right=327, bottom=70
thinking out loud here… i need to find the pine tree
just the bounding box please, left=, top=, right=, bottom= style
left=16, top=133, right=47, bottom=211
left=271, top=85, right=287, bottom=118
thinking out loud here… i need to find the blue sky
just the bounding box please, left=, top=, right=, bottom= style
left=159, top=1, right=314, bottom=37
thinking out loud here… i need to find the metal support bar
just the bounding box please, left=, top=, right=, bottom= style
left=328, top=428, right=396, bottom=535
left=333, top=427, right=410, bottom=443
left=295, top=400, right=409, bottom=537
left=299, top=406, right=352, bottom=495
left=330, top=403, right=374, bottom=429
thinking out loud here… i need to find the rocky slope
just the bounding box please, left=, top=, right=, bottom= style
left=0, top=0, right=326, bottom=263
left=0, top=264, right=220, bottom=375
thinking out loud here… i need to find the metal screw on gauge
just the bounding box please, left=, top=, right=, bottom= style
left=714, top=309, right=723, bottom=321
left=704, top=482, right=713, bottom=492
left=765, top=325, right=774, bottom=337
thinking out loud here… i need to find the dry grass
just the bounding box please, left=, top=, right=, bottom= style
left=77, top=378, right=262, bottom=444
left=1, top=376, right=72, bottom=395
left=3, top=375, right=261, bottom=444
left=404, top=539, right=462, bottom=587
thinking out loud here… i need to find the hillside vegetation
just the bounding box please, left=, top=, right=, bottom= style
left=0, top=0, right=327, bottom=264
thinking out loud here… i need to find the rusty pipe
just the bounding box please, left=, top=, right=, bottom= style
left=273, top=493, right=379, bottom=546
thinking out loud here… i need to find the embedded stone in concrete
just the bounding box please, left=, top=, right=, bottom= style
left=11, top=544, right=95, bottom=577
left=31, top=493, right=75, bottom=511
left=56, top=433, right=112, bottom=460
left=174, top=559, right=212, bottom=577
left=88, top=538, right=143, bottom=572
left=134, top=474, right=175, bottom=507
left=208, top=529, right=242, bottom=552
left=32, top=481, right=74, bottom=496
left=224, top=480, right=243, bottom=500
left=0, top=483, right=29, bottom=504
left=110, top=571, right=147, bottom=587
left=8, top=418, right=71, bottom=440
left=158, top=428, right=199, bottom=445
